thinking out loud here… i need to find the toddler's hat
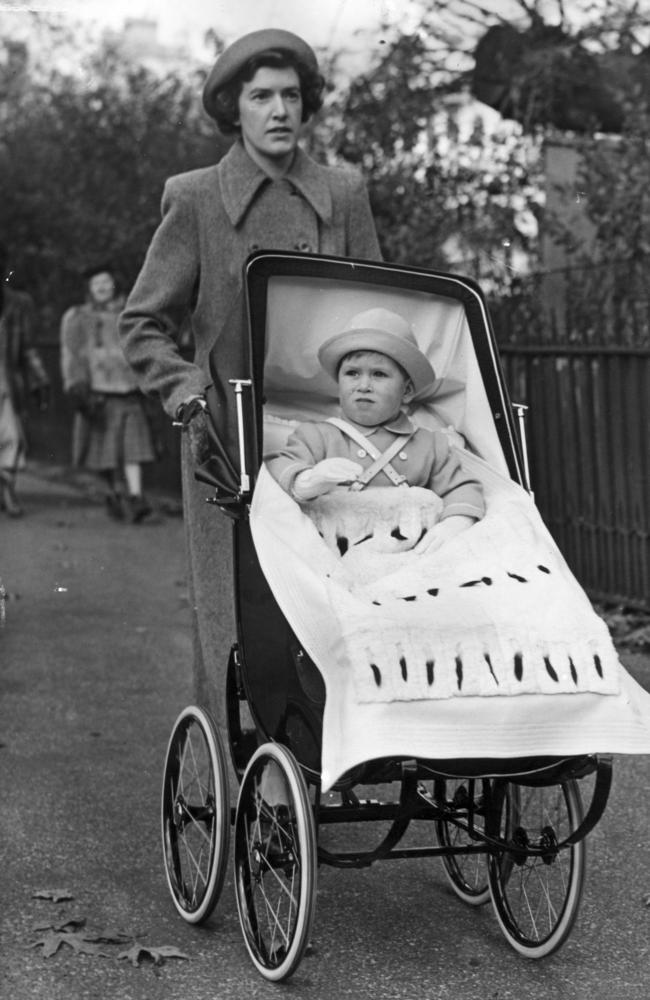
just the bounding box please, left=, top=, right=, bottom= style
left=318, top=308, right=436, bottom=395
left=203, top=29, right=319, bottom=120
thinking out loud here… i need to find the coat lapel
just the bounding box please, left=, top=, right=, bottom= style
left=218, top=141, right=333, bottom=228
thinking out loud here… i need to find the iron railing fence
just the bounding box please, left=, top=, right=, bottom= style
left=491, top=256, right=650, bottom=349
left=501, top=345, right=650, bottom=611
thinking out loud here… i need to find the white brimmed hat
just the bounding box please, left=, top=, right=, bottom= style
left=318, top=308, right=435, bottom=395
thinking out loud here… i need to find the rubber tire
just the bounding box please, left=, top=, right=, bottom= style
left=161, top=705, right=230, bottom=924
left=488, top=778, right=586, bottom=958
left=234, top=742, right=317, bottom=981
left=434, top=777, right=491, bottom=906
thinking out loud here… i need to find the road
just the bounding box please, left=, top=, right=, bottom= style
left=1, top=466, right=650, bottom=1000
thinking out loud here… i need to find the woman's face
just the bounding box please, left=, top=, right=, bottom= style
left=237, top=66, right=302, bottom=173
left=88, top=271, right=115, bottom=305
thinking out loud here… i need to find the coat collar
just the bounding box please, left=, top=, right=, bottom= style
left=338, top=411, right=416, bottom=438
left=218, top=140, right=333, bottom=227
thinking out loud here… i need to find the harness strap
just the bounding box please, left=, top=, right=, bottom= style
left=326, top=417, right=411, bottom=489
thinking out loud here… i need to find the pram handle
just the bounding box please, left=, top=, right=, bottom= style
left=512, top=402, right=533, bottom=497
left=229, top=378, right=253, bottom=497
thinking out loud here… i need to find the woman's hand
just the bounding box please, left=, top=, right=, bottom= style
left=293, top=458, right=363, bottom=501
left=414, top=514, right=476, bottom=554
left=177, top=397, right=211, bottom=465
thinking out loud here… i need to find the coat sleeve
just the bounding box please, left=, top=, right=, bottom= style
left=428, top=430, right=486, bottom=521
left=265, top=422, right=329, bottom=495
left=119, top=177, right=211, bottom=418
left=60, top=307, right=90, bottom=391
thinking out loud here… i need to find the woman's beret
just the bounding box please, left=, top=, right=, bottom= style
left=203, top=29, right=319, bottom=120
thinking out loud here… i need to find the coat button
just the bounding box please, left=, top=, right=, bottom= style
left=249, top=243, right=260, bottom=252
left=357, top=449, right=366, bottom=458
left=399, top=451, right=407, bottom=460
left=295, top=241, right=312, bottom=252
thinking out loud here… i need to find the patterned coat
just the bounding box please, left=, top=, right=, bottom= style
left=119, top=140, right=381, bottom=729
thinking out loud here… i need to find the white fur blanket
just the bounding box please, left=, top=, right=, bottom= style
left=251, top=461, right=650, bottom=790
left=304, top=485, right=619, bottom=702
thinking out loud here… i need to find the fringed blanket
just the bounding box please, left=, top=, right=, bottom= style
left=250, top=460, right=650, bottom=791
left=304, top=485, right=619, bottom=703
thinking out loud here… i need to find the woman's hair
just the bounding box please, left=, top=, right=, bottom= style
left=211, top=48, right=325, bottom=135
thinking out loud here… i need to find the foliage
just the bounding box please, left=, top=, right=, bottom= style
left=0, top=14, right=228, bottom=334
left=325, top=25, right=544, bottom=293
left=2, top=3, right=648, bottom=347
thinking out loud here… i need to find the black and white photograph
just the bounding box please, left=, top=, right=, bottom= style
left=2, top=1, right=650, bottom=997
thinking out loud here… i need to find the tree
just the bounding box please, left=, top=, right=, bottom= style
left=0, top=14, right=228, bottom=333
left=327, top=0, right=649, bottom=341
left=327, top=17, right=544, bottom=292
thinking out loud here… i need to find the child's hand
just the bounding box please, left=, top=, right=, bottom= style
left=414, top=514, right=476, bottom=554
left=293, top=458, right=363, bottom=500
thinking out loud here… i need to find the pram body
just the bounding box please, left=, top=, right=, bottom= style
left=161, top=253, right=614, bottom=981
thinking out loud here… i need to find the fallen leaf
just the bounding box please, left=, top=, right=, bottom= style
left=33, top=916, right=86, bottom=933
left=118, top=943, right=190, bottom=967
left=32, top=888, right=74, bottom=903
left=30, top=930, right=110, bottom=959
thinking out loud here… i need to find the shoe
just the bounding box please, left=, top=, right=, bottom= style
left=0, top=474, right=23, bottom=517
left=105, top=492, right=125, bottom=521
left=125, top=494, right=154, bottom=524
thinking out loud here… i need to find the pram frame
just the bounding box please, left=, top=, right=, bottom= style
left=161, top=252, right=614, bottom=981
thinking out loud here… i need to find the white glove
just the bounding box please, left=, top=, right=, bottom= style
left=293, top=458, right=363, bottom=501
left=414, top=514, right=476, bottom=554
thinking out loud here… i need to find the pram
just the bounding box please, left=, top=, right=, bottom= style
left=160, top=252, right=623, bottom=982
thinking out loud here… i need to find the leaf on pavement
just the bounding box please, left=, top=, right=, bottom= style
left=32, top=888, right=74, bottom=902
left=33, top=916, right=86, bottom=933
left=30, top=930, right=111, bottom=959
left=118, top=943, right=190, bottom=967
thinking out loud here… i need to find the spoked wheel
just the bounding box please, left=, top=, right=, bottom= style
left=488, top=778, right=586, bottom=957
left=161, top=706, right=230, bottom=923
left=434, top=778, right=491, bottom=905
left=234, top=742, right=317, bottom=982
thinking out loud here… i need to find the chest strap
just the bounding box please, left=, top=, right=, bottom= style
left=326, top=417, right=411, bottom=489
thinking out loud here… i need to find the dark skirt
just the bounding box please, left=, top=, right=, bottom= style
left=73, top=393, right=155, bottom=470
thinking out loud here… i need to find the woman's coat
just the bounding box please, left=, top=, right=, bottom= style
left=119, top=140, right=381, bottom=729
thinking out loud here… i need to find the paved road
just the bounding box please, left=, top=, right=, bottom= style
left=2, top=467, right=650, bottom=1000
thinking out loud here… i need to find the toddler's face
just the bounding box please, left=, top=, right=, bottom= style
left=337, top=350, right=413, bottom=427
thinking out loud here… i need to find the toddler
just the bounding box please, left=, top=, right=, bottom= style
left=266, top=308, right=484, bottom=553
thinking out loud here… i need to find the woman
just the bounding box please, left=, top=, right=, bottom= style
left=119, top=29, right=381, bottom=729
left=60, top=265, right=156, bottom=522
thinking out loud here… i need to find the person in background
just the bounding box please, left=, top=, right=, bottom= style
left=0, top=241, right=50, bottom=517
left=60, top=265, right=156, bottom=523
left=119, top=28, right=381, bottom=730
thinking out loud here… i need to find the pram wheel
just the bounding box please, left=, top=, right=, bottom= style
left=434, top=778, right=490, bottom=905
left=161, top=706, right=230, bottom=924
left=234, top=742, right=317, bottom=982
left=487, top=778, right=586, bottom=957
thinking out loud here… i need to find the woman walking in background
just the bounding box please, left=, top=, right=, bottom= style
left=60, top=265, right=156, bottom=523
